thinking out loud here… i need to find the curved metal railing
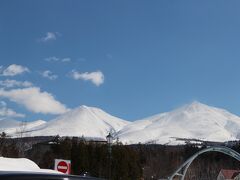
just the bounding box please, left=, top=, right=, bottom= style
left=167, top=146, right=240, bottom=180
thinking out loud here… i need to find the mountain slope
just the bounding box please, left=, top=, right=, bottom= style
left=1, top=102, right=240, bottom=145
left=0, top=119, right=46, bottom=136
left=117, top=102, right=240, bottom=144
left=29, top=105, right=129, bottom=139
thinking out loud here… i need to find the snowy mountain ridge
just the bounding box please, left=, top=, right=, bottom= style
left=1, top=102, right=240, bottom=145
left=118, top=101, right=240, bottom=144
left=27, top=105, right=129, bottom=139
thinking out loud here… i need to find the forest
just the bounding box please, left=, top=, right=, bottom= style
left=0, top=134, right=240, bottom=180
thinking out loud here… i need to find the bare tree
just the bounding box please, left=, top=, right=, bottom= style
left=0, top=132, right=7, bottom=156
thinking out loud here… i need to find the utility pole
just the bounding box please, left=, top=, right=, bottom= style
left=106, top=132, right=113, bottom=179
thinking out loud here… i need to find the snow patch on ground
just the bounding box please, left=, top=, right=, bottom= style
left=0, top=157, right=60, bottom=173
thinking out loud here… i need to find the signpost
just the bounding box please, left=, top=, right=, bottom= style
left=54, top=159, right=71, bottom=174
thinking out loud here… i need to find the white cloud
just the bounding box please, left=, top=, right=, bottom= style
left=40, top=32, right=60, bottom=42
left=40, top=70, right=58, bottom=80
left=0, top=64, right=30, bottom=76
left=0, top=101, right=25, bottom=118
left=0, top=87, right=69, bottom=115
left=70, top=70, right=104, bottom=86
left=45, top=56, right=71, bottom=63
left=0, top=79, right=33, bottom=88
left=45, top=56, right=59, bottom=62
left=61, top=58, right=71, bottom=62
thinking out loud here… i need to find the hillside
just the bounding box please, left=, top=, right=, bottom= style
left=118, top=102, right=240, bottom=144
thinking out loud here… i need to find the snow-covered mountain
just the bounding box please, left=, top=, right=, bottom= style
left=1, top=102, right=240, bottom=145
left=117, top=101, right=240, bottom=144
left=28, top=105, right=129, bottom=139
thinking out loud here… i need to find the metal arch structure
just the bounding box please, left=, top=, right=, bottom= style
left=168, top=146, right=240, bottom=180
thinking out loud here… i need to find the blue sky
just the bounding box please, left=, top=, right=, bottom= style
left=0, top=0, right=240, bottom=121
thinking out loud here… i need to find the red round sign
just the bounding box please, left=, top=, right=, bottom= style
left=57, top=161, right=68, bottom=173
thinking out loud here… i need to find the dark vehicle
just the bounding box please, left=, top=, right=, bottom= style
left=0, top=171, right=105, bottom=180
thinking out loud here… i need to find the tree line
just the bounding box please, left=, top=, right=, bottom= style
left=1, top=133, right=240, bottom=180
left=29, top=137, right=142, bottom=180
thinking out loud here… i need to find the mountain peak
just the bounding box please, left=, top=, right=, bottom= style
left=181, top=101, right=211, bottom=112
left=79, top=105, right=89, bottom=109
left=188, top=101, right=207, bottom=107
left=28, top=104, right=129, bottom=138
left=189, top=101, right=204, bottom=106
left=118, top=101, right=240, bottom=144
left=74, top=105, right=95, bottom=113
left=78, top=105, right=101, bottom=111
